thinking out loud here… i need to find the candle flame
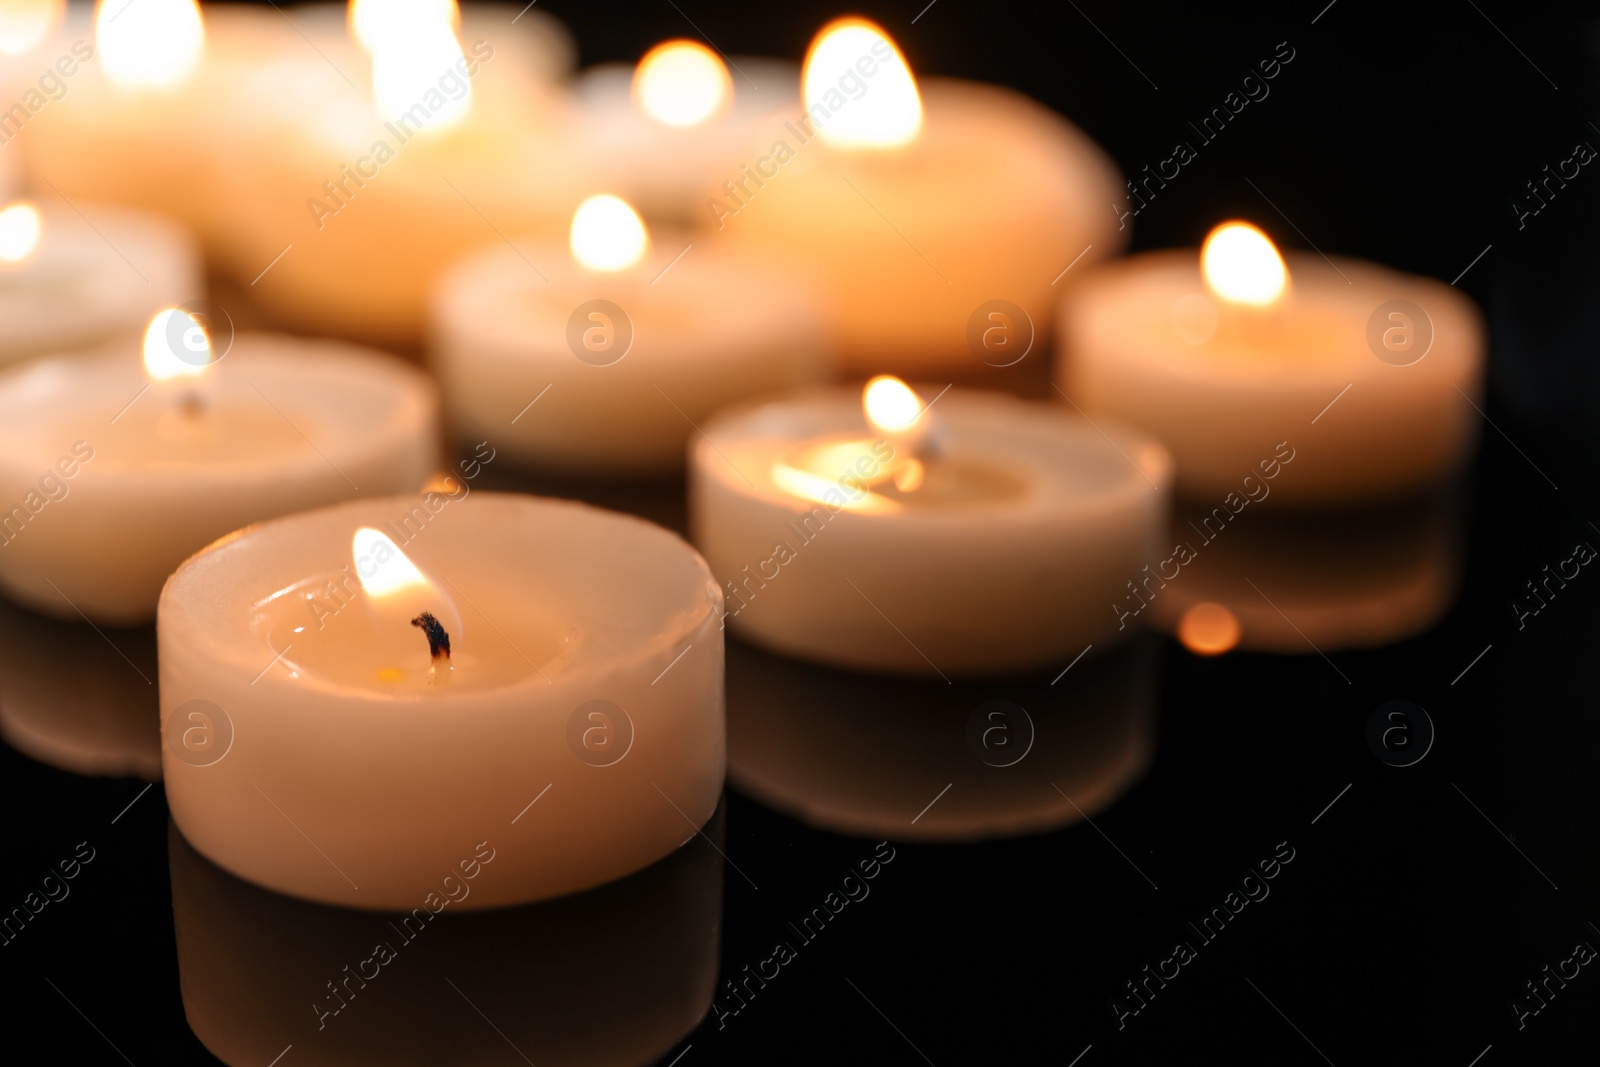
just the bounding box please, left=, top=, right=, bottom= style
left=370, top=13, right=471, bottom=130
left=1201, top=221, right=1288, bottom=307
left=863, top=375, right=923, bottom=435
left=1177, top=602, right=1241, bottom=656
left=349, top=0, right=459, bottom=53
left=570, top=194, right=649, bottom=273
left=803, top=18, right=921, bottom=150
left=142, top=308, right=211, bottom=382
left=0, top=0, right=62, bottom=56
left=352, top=527, right=433, bottom=598
left=634, top=39, right=731, bottom=128
left=0, top=201, right=42, bottom=264
left=96, top=0, right=204, bottom=90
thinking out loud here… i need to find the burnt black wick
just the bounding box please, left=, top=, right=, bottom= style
left=410, top=611, right=452, bottom=662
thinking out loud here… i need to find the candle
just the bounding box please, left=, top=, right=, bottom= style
left=159, top=493, right=725, bottom=910
left=728, top=636, right=1154, bottom=841
left=214, top=3, right=586, bottom=349
left=1057, top=221, right=1487, bottom=505
left=719, top=17, right=1123, bottom=377
left=689, top=378, right=1171, bottom=676
left=0, top=595, right=159, bottom=780
left=0, top=314, right=438, bottom=623
left=572, top=40, right=798, bottom=225
left=1146, top=494, right=1460, bottom=654
left=432, top=193, right=831, bottom=475
left=0, top=198, right=201, bottom=364
left=169, top=816, right=720, bottom=1065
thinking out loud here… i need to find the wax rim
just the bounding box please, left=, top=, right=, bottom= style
left=160, top=492, right=722, bottom=704
left=697, top=386, right=1172, bottom=523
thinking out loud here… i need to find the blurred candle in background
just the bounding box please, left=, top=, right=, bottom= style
left=722, top=16, right=1123, bottom=379
left=1058, top=221, right=1486, bottom=505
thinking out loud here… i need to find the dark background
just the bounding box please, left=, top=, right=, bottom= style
left=6, top=1, right=1600, bottom=1064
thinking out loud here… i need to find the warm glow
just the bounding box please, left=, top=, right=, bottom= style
left=863, top=376, right=923, bottom=435
left=96, top=0, right=204, bottom=90
left=771, top=459, right=901, bottom=514
left=0, top=0, right=62, bottom=56
left=0, top=202, right=42, bottom=264
left=1177, top=602, right=1241, bottom=656
left=634, top=40, right=731, bottom=128
left=352, top=527, right=432, bottom=598
left=370, top=16, right=471, bottom=129
left=1201, top=221, right=1288, bottom=307
left=142, top=308, right=211, bottom=382
left=803, top=18, right=921, bottom=149
left=570, top=194, right=649, bottom=272
left=349, top=0, right=459, bottom=53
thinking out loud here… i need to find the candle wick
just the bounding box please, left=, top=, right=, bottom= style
left=179, top=390, right=206, bottom=420
left=410, top=612, right=453, bottom=683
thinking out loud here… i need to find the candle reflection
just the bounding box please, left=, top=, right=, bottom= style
left=0, top=596, right=159, bottom=780
left=169, top=811, right=722, bottom=1067
left=726, top=636, right=1156, bottom=841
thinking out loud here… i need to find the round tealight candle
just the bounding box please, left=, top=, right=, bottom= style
left=215, top=6, right=587, bottom=348
left=0, top=198, right=200, bottom=364
left=0, top=320, right=438, bottom=623
left=159, top=493, right=725, bottom=911
left=432, top=193, right=831, bottom=475
left=720, top=17, right=1123, bottom=377
left=1057, top=221, right=1487, bottom=505
left=572, top=42, right=797, bottom=224
left=690, top=378, right=1171, bottom=676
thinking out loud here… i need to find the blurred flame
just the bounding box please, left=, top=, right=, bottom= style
left=352, top=527, right=432, bottom=597
left=634, top=39, right=731, bottom=128
left=863, top=375, right=923, bottom=435
left=349, top=0, right=458, bottom=53
left=371, top=15, right=471, bottom=130
left=803, top=18, right=921, bottom=149
left=893, top=458, right=925, bottom=493
left=96, top=0, right=204, bottom=90
left=0, top=201, right=42, bottom=264
left=142, top=308, right=211, bottom=381
left=1177, top=602, right=1241, bottom=656
left=570, top=194, right=649, bottom=272
left=0, top=0, right=62, bottom=56
left=1201, top=221, right=1288, bottom=307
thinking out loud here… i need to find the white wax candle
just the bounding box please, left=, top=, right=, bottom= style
left=727, top=637, right=1155, bottom=841
left=213, top=5, right=587, bottom=348
left=160, top=493, right=725, bottom=910
left=432, top=193, right=831, bottom=475
left=0, top=199, right=200, bottom=364
left=169, top=817, right=720, bottom=1066
left=0, top=330, right=438, bottom=623
left=572, top=45, right=798, bottom=224
left=719, top=18, right=1123, bottom=376
left=1057, top=223, right=1486, bottom=505
left=690, top=381, right=1171, bottom=676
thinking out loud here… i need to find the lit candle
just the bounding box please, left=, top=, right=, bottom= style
left=214, top=2, right=585, bottom=349
left=159, top=493, right=725, bottom=910
left=572, top=40, right=798, bottom=224
left=0, top=312, right=438, bottom=623
left=727, top=636, right=1155, bottom=841
left=432, top=193, right=831, bottom=475
left=0, top=198, right=201, bottom=365
left=169, top=816, right=720, bottom=1064
left=690, top=378, right=1171, bottom=676
left=719, top=17, right=1123, bottom=377
left=1057, top=221, right=1486, bottom=504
